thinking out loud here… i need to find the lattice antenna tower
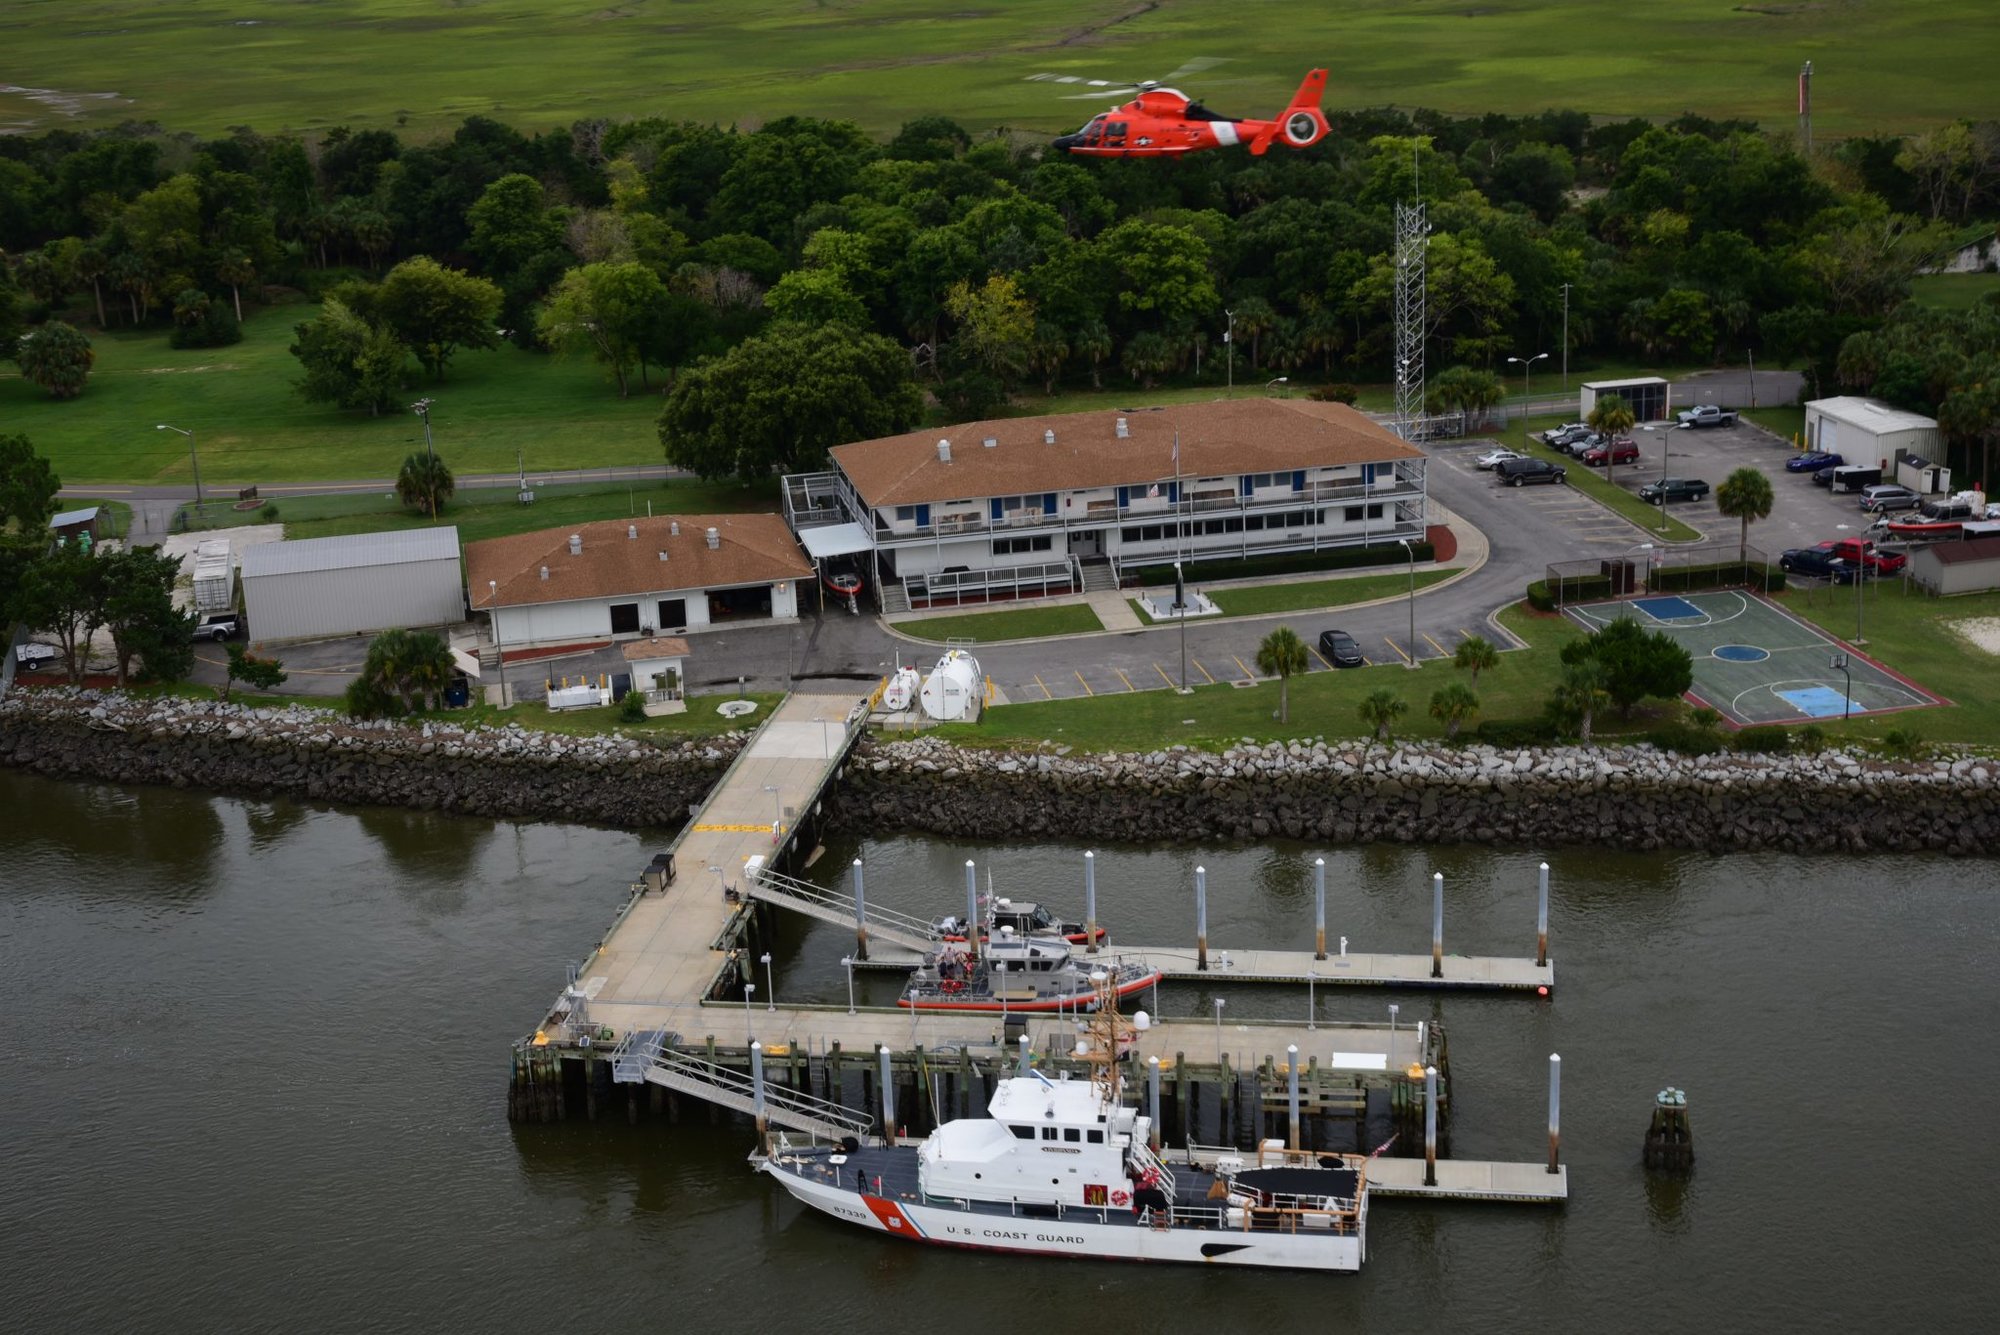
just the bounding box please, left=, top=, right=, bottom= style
left=1392, top=143, right=1428, bottom=440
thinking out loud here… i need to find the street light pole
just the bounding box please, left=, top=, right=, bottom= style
left=1397, top=537, right=1417, bottom=669
left=1265, top=376, right=1288, bottom=396
left=1225, top=308, right=1234, bottom=391
left=1175, top=559, right=1189, bottom=694
left=1560, top=283, right=1572, bottom=390
left=761, top=951, right=775, bottom=1011
left=155, top=424, right=204, bottom=515
left=1506, top=353, right=1550, bottom=439
left=487, top=579, right=509, bottom=708
left=410, top=397, right=438, bottom=520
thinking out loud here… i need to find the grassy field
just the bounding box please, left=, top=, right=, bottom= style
left=1779, top=581, right=2000, bottom=746
left=0, top=307, right=667, bottom=486
left=1909, top=273, right=2000, bottom=311
left=897, top=604, right=1105, bottom=644
left=2, top=1, right=1987, bottom=141
left=186, top=477, right=779, bottom=544
left=1159, top=569, right=1455, bottom=619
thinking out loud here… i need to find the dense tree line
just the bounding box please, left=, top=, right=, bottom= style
left=4, top=107, right=1997, bottom=477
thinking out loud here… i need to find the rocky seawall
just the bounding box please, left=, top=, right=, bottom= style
left=0, top=690, right=736, bottom=830
left=838, top=736, right=2000, bottom=854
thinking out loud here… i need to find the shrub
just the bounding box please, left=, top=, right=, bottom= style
left=1644, top=722, right=1728, bottom=755
left=618, top=690, right=647, bottom=723
left=1689, top=707, right=1723, bottom=731
left=1473, top=718, right=1558, bottom=747
left=1134, top=542, right=1432, bottom=586
left=1734, top=725, right=1793, bottom=754
left=259, top=502, right=280, bottom=522
left=1798, top=724, right=1828, bottom=753
left=1882, top=728, right=1929, bottom=761
left=1309, top=383, right=1359, bottom=404
left=344, top=675, right=404, bottom=720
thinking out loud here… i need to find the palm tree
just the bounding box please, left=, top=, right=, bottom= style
left=1231, top=297, right=1276, bottom=373
left=1453, top=634, right=1499, bottom=688
left=1715, top=466, right=1775, bottom=568
left=215, top=248, right=256, bottom=323
left=1071, top=318, right=1112, bottom=390
left=1121, top=331, right=1176, bottom=389
left=396, top=451, right=455, bottom=519
left=1256, top=626, right=1309, bottom=725
left=1029, top=320, right=1070, bottom=395
left=1429, top=683, right=1479, bottom=741
left=1358, top=688, right=1407, bottom=743
left=1551, top=660, right=1609, bottom=743
left=362, top=627, right=456, bottom=712
left=1587, top=392, right=1637, bottom=488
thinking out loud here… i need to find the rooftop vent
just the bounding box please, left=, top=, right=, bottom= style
left=657, top=550, right=669, bottom=562
left=670, top=520, right=680, bottom=537
left=539, top=565, right=549, bottom=581
left=937, top=438, right=952, bottom=463
left=1115, top=416, right=1129, bottom=439
left=567, top=533, right=582, bottom=556
left=982, top=436, right=998, bottom=449
left=1043, top=429, right=1056, bottom=445
left=705, top=526, right=720, bottom=550
left=628, top=524, right=638, bottom=539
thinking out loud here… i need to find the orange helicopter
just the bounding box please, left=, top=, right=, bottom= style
left=1034, top=66, right=1330, bottom=158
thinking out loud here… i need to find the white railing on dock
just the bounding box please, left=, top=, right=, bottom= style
left=614, top=1034, right=874, bottom=1141
left=744, top=864, right=940, bottom=953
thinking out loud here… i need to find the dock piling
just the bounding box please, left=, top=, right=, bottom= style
left=751, top=1040, right=769, bottom=1155
left=963, top=860, right=979, bottom=964
left=1084, top=851, right=1098, bottom=955
left=1018, top=1033, right=1031, bottom=1077
left=1537, top=862, right=1550, bottom=968
left=878, top=1045, right=896, bottom=1144
left=1313, top=858, right=1327, bottom=960
left=1548, top=1053, right=1562, bottom=1174
left=1431, top=871, right=1444, bottom=979
left=1148, top=1057, right=1162, bottom=1151
left=1643, top=1086, right=1694, bottom=1171
left=1195, top=865, right=1209, bottom=972
left=1424, top=1064, right=1439, bottom=1186
left=1287, top=1044, right=1301, bottom=1150
left=851, top=858, right=869, bottom=962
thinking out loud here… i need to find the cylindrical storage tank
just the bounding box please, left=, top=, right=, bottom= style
left=920, top=650, right=981, bottom=721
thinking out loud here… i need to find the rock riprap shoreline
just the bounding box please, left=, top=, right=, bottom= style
left=4, top=690, right=1997, bottom=852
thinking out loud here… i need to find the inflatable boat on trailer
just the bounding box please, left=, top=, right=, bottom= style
left=759, top=973, right=1371, bottom=1270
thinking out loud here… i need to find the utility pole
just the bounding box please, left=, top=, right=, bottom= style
left=410, top=397, right=438, bottom=521
left=1799, top=61, right=1813, bottom=157
left=1224, top=308, right=1234, bottom=392
left=1560, top=282, right=1572, bottom=391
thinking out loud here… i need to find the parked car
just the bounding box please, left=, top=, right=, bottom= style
left=1540, top=423, right=1592, bottom=447
left=1779, top=547, right=1860, bottom=583
left=1810, top=465, right=1840, bottom=486
left=1639, top=477, right=1711, bottom=505
left=1859, top=484, right=1922, bottom=513
left=1786, top=450, right=1843, bottom=473
left=1556, top=432, right=1604, bottom=457
left=1676, top=405, right=1739, bottom=429
left=192, top=613, right=243, bottom=642
left=1815, top=537, right=1907, bottom=576
left=1580, top=438, right=1640, bottom=467
left=1317, top=629, right=1364, bottom=668
left=1475, top=447, right=1526, bottom=470
left=1495, top=457, right=1568, bottom=487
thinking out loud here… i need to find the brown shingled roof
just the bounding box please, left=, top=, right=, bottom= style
left=830, top=399, right=1422, bottom=508
left=1927, top=536, right=2000, bottom=565
left=467, top=514, right=810, bottom=610
left=622, top=637, right=691, bottom=661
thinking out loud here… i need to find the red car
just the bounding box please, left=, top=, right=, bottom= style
left=1581, top=437, right=1639, bottom=467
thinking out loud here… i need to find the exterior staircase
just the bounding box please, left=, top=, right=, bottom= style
left=1080, top=557, right=1121, bottom=593
left=878, top=581, right=911, bottom=614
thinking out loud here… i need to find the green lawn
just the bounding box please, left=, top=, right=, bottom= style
left=1909, top=273, right=2000, bottom=311
left=2, top=1, right=1980, bottom=140
left=898, top=604, right=1104, bottom=644
left=1138, top=569, right=1455, bottom=621
left=1780, top=582, right=2000, bottom=746
left=184, top=477, right=779, bottom=545
left=943, top=603, right=1579, bottom=752
left=0, top=307, right=668, bottom=486
left=1513, top=416, right=1703, bottom=543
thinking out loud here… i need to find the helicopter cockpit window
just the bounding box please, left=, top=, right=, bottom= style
left=1106, top=121, right=1129, bottom=138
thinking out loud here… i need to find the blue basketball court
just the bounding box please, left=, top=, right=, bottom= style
left=1564, top=589, right=1944, bottom=726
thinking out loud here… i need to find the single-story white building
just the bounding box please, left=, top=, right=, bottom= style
left=1581, top=377, right=1670, bottom=424
left=1909, top=535, right=2000, bottom=595
left=467, top=514, right=809, bottom=649
left=1804, top=398, right=1943, bottom=481
left=622, top=636, right=690, bottom=716
left=241, top=526, right=464, bottom=642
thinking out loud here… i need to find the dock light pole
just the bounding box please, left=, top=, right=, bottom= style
left=1506, top=352, right=1549, bottom=435
left=1307, top=970, right=1317, bottom=1031
left=742, top=983, right=756, bottom=1043
left=1148, top=1057, right=1163, bottom=1151
left=1548, top=1053, right=1562, bottom=1174
left=1832, top=653, right=1853, bottom=724
left=760, top=952, right=774, bottom=1011
left=1431, top=871, right=1444, bottom=979
left=840, top=955, right=856, bottom=1015
left=751, top=1041, right=769, bottom=1156
left=964, top=859, right=980, bottom=964
left=155, top=424, right=204, bottom=516
left=1084, top=850, right=1098, bottom=955
left=1388, top=1003, right=1399, bottom=1062
left=1397, top=538, right=1418, bottom=669
left=878, top=1045, right=896, bottom=1144
left=1194, top=865, right=1209, bottom=972
left=1537, top=862, right=1551, bottom=968
left=1313, top=857, right=1327, bottom=960
left=1213, top=997, right=1226, bottom=1065
left=764, top=784, right=781, bottom=841
left=1287, top=1045, right=1302, bottom=1150
left=1424, top=1065, right=1439, bottom=1186
left=996, top=961, right=1007, bottom=1028
left=851, top=858, right=868, bottom=962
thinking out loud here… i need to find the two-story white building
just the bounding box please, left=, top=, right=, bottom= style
left=783, top=399, right=1428, bottom=608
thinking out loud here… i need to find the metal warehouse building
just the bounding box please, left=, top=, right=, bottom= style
left=241, top=526, right=464, bottom=642
left=1804, top=397, right=1942, bottom=476
left=1909, top=535, right=2000, bottom=596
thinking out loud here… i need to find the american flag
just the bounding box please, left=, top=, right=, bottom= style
left=1147, top=483, right=1160, bottom=498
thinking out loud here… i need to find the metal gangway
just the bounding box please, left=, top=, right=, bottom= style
left=742, top=864, right=940, bottom=954
left=610, top=1029, right=874, bottom=1141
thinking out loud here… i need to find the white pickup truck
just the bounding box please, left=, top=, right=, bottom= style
left=1676, top=404, right=1739, bottom=428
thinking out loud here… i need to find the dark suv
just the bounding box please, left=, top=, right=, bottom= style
left=1495, top=457, right=1567, bottom=487
left=1639, top=477, right=1710, bottom=505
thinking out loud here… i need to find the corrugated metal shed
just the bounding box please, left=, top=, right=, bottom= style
left=242, top=526, right=464, bottom=642
left=1909, top=536, right=2000, bottom=595
left=241, top=526, right=461, bottom=578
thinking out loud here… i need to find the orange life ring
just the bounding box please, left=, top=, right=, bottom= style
left=939, top=979, right=965, bottom=993
left=1110, top=1189, right=1131, bottom=1206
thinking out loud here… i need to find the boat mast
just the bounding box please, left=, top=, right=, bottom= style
left=1078, top=968, right=1135, bottom=1107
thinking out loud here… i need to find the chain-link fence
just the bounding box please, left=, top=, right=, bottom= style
left=1539, top=543, right=1778, bottom=607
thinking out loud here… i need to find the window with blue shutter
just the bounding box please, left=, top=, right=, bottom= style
left=1241, top=476, right=1253, bottom=497
left=1117, top=485, right=1130, bottom=508
left=1043, top=492, right=1057, bottom=515
left=991, top=498, right=1004, bottom=520
left=1168, top=482, right=1180, bottom=503
left=1363, top=464, right=1376, bottom=486
left=916, top=504, right=930, bottom=528
left=1293, top=470, right=1305, bottom=491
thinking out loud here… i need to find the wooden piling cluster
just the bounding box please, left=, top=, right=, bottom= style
left=1642, top=1087, right=1695, bottom=1170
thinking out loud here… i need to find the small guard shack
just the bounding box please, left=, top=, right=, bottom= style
left=1581, top=377, right=1670, bottom=424
left=1909, top=535, right=2000, bottom=596
left=621, top=636, right=690, bottom=716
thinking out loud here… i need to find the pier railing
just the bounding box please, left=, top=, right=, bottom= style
left=611, top=1028, right=874, bottom=1141
left=744, top=864, right=941, bottom=954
